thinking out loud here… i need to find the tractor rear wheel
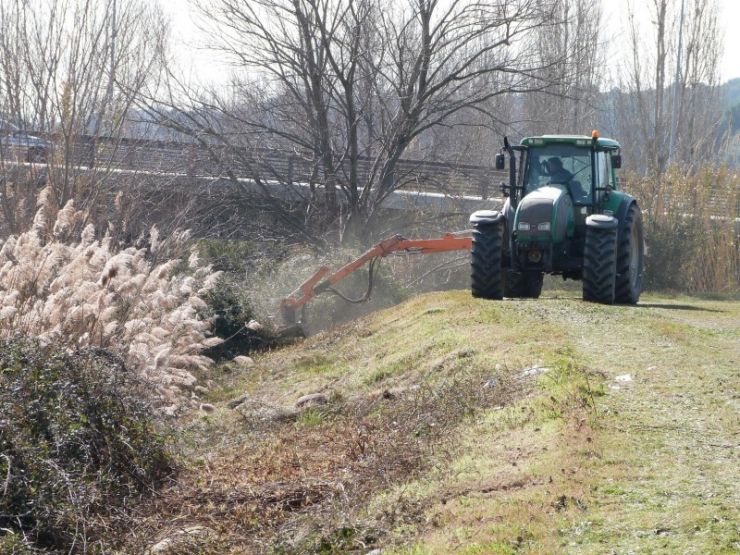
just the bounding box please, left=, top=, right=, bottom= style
left=471, top=220, right=503, bottom=300
left=614, top=203, right=644, bottom=304
left=504, top=270, right=543, bottom=298
left=583, top=225, right=617, bottom=304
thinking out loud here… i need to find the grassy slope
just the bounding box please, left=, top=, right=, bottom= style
left=145, top=290, right=740, bottom=553
left=393, top=292, right=740, bottom=553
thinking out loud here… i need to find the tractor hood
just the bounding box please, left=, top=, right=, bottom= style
left=514, top=185, right=575, bottom=244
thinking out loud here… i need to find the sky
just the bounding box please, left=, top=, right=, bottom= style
left=713, top=0, right=739, bottom=81
left=162, top=0, right=740, bottom=86
left=602, top=0, right=740, bottom=84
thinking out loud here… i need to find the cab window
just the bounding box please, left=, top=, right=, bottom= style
left=595, top=151, right=614, bottom=203
left=596, top=152, right=611, bottom=188
left=524, top=145, right=592, bottom=205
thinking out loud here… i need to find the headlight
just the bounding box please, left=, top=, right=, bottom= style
left=518, top=222, right=531, bottom=231
left=537, top=222, right=551, bottom=231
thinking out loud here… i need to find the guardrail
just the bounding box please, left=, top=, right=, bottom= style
left=12, top=133, right=736, bottom=217
left=19, top=133, right=506, bottom=201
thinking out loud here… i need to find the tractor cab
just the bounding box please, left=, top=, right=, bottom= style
left=523, top=144, right=593, bottom=204
left=496, top=134, right=622, bottom=214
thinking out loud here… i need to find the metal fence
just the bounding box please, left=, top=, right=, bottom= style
left=37, top=134, right=506, bottom=200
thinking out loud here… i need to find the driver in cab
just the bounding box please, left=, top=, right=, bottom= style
left=544, top=156, right=590, bottom=201
left=544, top=157, right=573, bottom=184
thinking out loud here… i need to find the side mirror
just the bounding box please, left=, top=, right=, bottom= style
left=611, top=154, right=622, bottom=169
left=495, top=153, right=505, bottom=170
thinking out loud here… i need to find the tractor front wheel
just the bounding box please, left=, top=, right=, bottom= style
left=615, top=203, right=644, bottom=304
left=583, top=225, right=618, bottom=304
left=471, top=220, right=503, bottom=300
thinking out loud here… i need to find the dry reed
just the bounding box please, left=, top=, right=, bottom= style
left=625, top=165, right=740, bottom=293
left=0, top=186, right=223, bottom=413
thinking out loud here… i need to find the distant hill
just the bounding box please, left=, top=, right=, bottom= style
left=720, top=78, right=740, bottom=136
left=723, top=77, right=740, bottom=108
left=717, top=79, right=740, bottom=164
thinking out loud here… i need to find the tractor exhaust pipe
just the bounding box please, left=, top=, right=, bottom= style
left=496, top=136, right=520, bottom=209
left=504, top=136, right=518, bottom=208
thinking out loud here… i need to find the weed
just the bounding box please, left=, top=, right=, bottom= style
left=625, top=165, right=740, bottom=294
left=295, top=408, right=329, bottom=427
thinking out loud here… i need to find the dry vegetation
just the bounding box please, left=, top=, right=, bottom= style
left=0, top=187, right=224, bottom=412
left=64, top=286, right=734, bottom=554
left=625, top=165, right=740, bottom=293
left=0, top=182, right=236, bottom=552
left=126, top=371, right=535, bottom=553
left=109, top=292, right=602, bottom=553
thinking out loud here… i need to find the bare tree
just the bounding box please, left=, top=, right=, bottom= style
left=0, top=0, right=168, bottom=235
left=144, top=0, right=565, bottom=244
left=518, top=0, right=605, bottom=136
left=672, top=0, right=723, bottom=166
left=611, top=0, right=723, bottom=176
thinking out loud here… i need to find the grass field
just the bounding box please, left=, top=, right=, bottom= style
left=131, top=289, right=740, bottom=553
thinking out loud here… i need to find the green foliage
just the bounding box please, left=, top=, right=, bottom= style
left=282, top=525, right=380, bottom=554
left=196, top=238, right=267, bottom=274
left=0, top=531, right=35, bottom=554
left=0, top=341, right=173, bottom=552
left=201, top=276, right=278, bottom=361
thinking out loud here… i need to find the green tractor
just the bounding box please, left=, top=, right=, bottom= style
left=470, top=132, right=644, bottom=304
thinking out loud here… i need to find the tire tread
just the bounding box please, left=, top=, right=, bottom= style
left=471, top=222, right=503, bottom=300
left=614, top=204, right=644, bottom=304
left=583, top=226, right=617, bottom=304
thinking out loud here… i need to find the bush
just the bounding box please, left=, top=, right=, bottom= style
left=201, top=276, right=279, bottom=361
left=0, top=341, right=173, bottom=552
left=0, top=188, right=225, bottom=410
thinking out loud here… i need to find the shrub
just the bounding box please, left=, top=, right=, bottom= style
left=201, top=276, right=279, bottom=361
left=0, top=341, right=173, bottom=552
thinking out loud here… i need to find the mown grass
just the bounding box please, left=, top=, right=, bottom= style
left=388, top=293, right=740, bottom=553
left=121, top=288, right=740, bottom=553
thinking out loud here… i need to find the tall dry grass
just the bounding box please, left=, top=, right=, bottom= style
left=625, top=165, right=740, bottom=293
left=0, top=187, right=223, bottom=413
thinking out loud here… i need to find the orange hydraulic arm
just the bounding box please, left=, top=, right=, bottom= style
left=280, top=233, right=472, bottom=324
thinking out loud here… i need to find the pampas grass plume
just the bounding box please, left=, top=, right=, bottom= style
left=0, top=203, right=223, bottom=409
